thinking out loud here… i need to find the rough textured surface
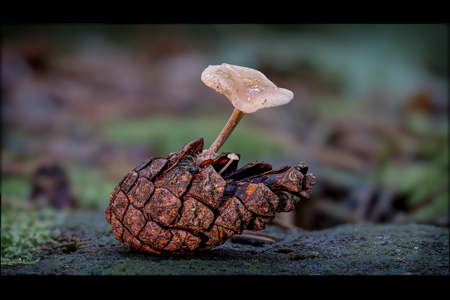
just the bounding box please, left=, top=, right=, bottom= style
left=106, top=138, right=316, bottom=254
left=2, top=210, right=448, bottom=275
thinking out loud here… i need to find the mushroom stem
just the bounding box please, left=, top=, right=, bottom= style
left=218, top=153, right=239, bottom=175
left=205, top=108, right=245, bottom=159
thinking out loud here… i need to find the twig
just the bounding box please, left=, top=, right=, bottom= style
left=232, top=233, right=276, bottom=244
left=242, top=230, right=277, bottom=239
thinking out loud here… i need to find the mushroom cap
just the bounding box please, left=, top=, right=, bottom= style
left=201, top=63, right=294, bottom=114
left=227, top=153, right=240, bottom=161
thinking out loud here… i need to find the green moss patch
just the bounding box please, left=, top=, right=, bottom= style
left=1, top=206, right=64, bottom=265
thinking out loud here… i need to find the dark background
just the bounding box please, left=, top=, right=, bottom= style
left=2, top=24, right=448, bottom=230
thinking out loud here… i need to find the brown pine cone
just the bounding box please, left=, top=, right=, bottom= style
left=105, top=138, right=315, bottom=255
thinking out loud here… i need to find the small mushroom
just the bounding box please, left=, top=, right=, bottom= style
left=201, top=63, right=294, bottom=159
left=218, top=153, right=240, bottom=175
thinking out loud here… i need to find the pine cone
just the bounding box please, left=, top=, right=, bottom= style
left=105, top=138, right=315, bottom=255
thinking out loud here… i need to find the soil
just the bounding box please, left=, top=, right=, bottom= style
left=1, top=210, right=448, bottom=275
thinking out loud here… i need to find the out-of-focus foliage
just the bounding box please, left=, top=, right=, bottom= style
left=67, top=167, right=118, bottom=210
left=379, top=112, right=448, bottom=222
left=1, top=175, right=30, bottom=200
left=101, top=114, right=292, bottom=165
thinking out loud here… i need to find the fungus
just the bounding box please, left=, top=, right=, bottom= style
left=218, top=153, right=239, bottom=175
left=201, top=63, right=294, bottom=160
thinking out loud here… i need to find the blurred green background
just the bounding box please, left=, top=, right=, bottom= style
left=1, top=24, right=448, bottom=243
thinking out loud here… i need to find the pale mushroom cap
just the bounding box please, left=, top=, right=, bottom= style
left=227, top=153, right=239, bottom=161
left=201, top=63, right=294, bottom=114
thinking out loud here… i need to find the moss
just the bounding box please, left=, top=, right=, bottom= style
left=1, top=206, right=63, bottom=265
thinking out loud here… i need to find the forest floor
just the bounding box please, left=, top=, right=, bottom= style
left=1, top=210, right=448, bottom=276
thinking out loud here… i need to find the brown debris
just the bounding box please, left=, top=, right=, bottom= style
left=232, top=233, right=276, bottom=243
left=242, top=230, right=277, bottom=239
left=30, top=163, right=76, bottom=209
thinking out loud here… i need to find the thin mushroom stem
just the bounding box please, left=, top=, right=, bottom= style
left=204, top=108, right=245, bottom=159
left=218, top=159, right=233, bottom=175
left=218, top=153, right=238, bottom=175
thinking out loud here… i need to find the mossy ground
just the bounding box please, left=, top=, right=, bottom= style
left=1, top=210, right=448, bottom=275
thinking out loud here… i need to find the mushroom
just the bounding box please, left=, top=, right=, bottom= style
left=201, top=63, right=294, bottom=159
left=218, top=153, right=240, bottom=175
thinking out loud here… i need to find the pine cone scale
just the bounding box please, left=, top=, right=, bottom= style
left=121, top=171, right=138, bottom=193
left=174, top=197, right=215, bottom=231
left=214, top=197, right=253, bottom=233
left=138, top=158, right=168, bottom=181
left=111, top=191, right=129, bottom=220
left=122, top=203, right=146, bottom=236
left=185, top=165, right=226, bottom=209
left=223, top=161, right=273, bottom=182
left=137, top=220, right=172, bottom=250
left=163, top=229, right=202, bottom=252
left=142, top=187, right=182, bottom=226
left=128, top=178, right=154, bottom=209
left=154, top=166, right=193, bottom=198
left=123, top=227, right=142, bottom=250
left=233, top=182, right=279, bottom=216
left=111, top=213, right=124, bottom=241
